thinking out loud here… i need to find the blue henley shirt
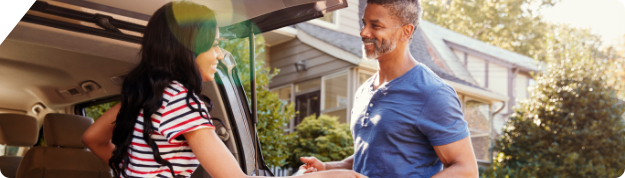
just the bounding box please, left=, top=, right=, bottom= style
left=350, top=63, right=470, bottom=178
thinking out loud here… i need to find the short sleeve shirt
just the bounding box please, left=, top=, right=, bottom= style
left=350, top=64, right=469, bottom=178
left=125, top=81, right=215, bottom=178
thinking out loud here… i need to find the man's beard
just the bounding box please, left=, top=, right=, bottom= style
left=363, top=36, right=397, bottom=60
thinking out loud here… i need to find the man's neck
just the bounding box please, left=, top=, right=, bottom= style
left=374, top=46, right=418, bottom=88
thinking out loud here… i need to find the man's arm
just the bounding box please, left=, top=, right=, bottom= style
left=300, top=155, right=354, bottom=172
left=324, top=155, right=354, bottom=170
left=431, top=137, right=479, bottom=178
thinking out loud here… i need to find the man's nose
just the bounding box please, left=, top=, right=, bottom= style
left=360, top=26, right=371, bottom=39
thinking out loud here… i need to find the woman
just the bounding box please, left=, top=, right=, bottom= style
left=82, top=2, right=365, bottom=178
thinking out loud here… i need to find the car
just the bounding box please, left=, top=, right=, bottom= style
left=0, top=0, right=347, bottom=177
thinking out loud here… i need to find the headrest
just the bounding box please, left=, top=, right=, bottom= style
left=0, top=114, right=38, bottom=146
left=43, top=114, right=93, bottom=148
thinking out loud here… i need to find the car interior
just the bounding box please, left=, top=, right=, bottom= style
left=0, top=0, right=346, bottom=177
left=0, top=1, right=246, bottom=178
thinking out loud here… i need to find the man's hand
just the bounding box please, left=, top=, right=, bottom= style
left=299, top=155, right=355, bottom=173
left=299, top=157, right=326, bottom=173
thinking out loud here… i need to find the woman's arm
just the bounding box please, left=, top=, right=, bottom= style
left=82, top=103, right=120, bottom=164
left=184, top=129, right=366, bottom=178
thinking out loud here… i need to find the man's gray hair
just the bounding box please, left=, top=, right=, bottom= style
left=367, top=0, right=422, bottom=40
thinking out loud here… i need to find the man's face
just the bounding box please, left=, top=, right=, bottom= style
left=361, top=3, right=402, bottom=60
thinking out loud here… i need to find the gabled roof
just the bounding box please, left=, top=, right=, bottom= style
left=295, top=23, right=483, bottom=90
left=420, top=21, right=539, bottom=72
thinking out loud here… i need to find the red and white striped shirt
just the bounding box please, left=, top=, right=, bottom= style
left=124, top=81, right=215, bottom=178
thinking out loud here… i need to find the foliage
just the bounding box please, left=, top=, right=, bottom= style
left=539, top=24, right=617, bottom=63
left=422, top=0, right=559, bottom=61
left=611, top=35, right=625, bottom=98
left=85, top=101, right=119, bottom=120
left=219, top=35, right=297, bottom=167
left=539, top=24, right=625, bottom=95
left=482, top=56, right=625, bottom=177
left=423, top=0, right=625, bottom=91
left=285, top=114, right=354, bottom=170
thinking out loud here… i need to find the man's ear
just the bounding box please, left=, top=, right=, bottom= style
left=402, top=24, right=415, bottom=41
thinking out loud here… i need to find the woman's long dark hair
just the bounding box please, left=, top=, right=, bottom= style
left=109, top=2, right=217, bottom=177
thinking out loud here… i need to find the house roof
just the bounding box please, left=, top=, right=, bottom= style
left=419, top=21, right=539, bottom=71
left=295, top=23, right=483, bottom=90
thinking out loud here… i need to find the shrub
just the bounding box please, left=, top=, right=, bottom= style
left=482, top=59, right=625, bottom=177
left=285, top=114, right=354, bottom=169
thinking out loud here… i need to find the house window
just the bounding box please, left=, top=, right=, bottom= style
left=358, top=71, right=373, bottom=87
left=295, top=79, right=321, bottom=93
left=318, top=11, right=335, bottom=23
left=294, top=91, right=321, bottom=126
left=308, top=10, right=339, bottom=29
left=322, top=71, right=349, bottom=123
left=271, top=85, right=292, bottom=104
left=294, top=79, right=322, bottom=126
left=464, top=100, right=491, bottom=162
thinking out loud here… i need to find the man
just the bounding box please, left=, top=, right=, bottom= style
left=299, top=0, right=478, bottom=177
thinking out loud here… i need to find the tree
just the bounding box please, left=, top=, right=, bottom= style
left=422, top=0, right=560, bottom=61
left=285, top=114, right=354, bottom=170
left=219, top=35, right=297, bottom=167
left=85, top=101, right=119, bottom=120
left=482, top=57, right=625, bottom=177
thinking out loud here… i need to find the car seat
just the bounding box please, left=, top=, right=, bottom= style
left=15, top=114, right=111, bottom=178
left=0, top=114, right=38, bottom=178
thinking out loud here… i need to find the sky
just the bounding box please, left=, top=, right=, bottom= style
left=539, top=0, right=625, bottom=47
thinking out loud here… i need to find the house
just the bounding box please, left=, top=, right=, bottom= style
left=261, top=0, right=539, bottom=167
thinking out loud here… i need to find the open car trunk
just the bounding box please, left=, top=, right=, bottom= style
left=17, top=0, right=348, bottom=177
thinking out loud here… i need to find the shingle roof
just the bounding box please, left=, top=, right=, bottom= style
left=296, top=23, right=483, bottom=90
left=420, top=21, right=539, bottom=71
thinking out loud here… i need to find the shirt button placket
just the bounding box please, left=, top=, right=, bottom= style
left=362, top=112, right=370, bottom=127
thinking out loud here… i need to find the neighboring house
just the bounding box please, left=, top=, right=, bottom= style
left=260, top=0, right=538, bottom=168
left=419, top=20, right=540, bottom=167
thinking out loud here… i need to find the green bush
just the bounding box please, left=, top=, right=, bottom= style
left=85, top=101, right=119, bottom=120
left=482, top=58, right=625, bottom=177
left=285, top=114, right=354, bottom=169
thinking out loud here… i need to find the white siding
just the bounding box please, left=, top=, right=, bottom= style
left=452, top=49, right=465, bottom=65
left=269, top=39, right=354, bottom=88
left=466, top=54, right=486, bottom=87
left=488, top=63, right=508, bottom=95
left=338, top=0, right=361, bottom=36
left=515, top=74, right=529, bottom=101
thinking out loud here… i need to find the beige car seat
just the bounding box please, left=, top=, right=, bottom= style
left=0, top=114, right=39, bottom=178
left=16, top=114, right=112, bottom=178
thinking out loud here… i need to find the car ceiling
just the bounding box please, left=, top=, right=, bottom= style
left=0, top=21, right=139, bottom=114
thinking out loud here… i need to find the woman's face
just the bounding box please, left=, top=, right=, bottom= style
left=196, top=32, right=224, bottom=82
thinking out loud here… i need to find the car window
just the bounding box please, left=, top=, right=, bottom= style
left=84, top=100, right=120, bottom=120
left=0, top=145, right=29, bottom=156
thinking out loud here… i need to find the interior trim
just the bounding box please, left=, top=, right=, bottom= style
left=47, top=0, right=151, bottom=21
left=0, top=108, right=28, bottom=114
left=21, top=14, right=142, bottom=44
